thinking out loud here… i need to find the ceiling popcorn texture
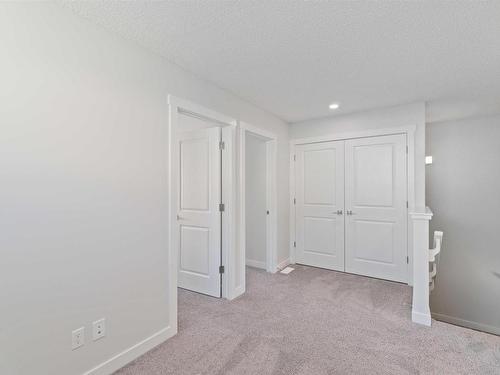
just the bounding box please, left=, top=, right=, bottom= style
left=63, top=1, right=500, bottom=123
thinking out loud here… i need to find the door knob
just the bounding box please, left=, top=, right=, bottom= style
left=346, top=210, right=355, bottom=215
left=335, top=210, right=343, bottom=215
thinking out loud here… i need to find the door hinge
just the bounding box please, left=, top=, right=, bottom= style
left=219, top=265, right=225, bottom=274
left=293, top=241, right=296, bottom=247
left=219, top=203, right=225, bottom=212
left=219, top=141, right=225, bottom=150
left=406, top=256, right=409, bottom=264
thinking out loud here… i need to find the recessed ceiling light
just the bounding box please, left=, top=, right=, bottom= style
left=329, top=103, right=340, bottom=110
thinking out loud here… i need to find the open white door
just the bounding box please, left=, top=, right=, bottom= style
left=344, top=134, right=408, bottom=283
left=177, top=127, right=222, bottom=297
left=295, top=141, right=345, bottom=271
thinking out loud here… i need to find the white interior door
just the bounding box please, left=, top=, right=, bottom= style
left=344, top=134, right=408, bottom=282
left=295, top=141, right=345, bottom=271
left=177, top=127, right=221, bottom=297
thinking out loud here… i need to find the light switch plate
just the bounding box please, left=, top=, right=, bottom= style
left=72, top=327, right=85, bottom=350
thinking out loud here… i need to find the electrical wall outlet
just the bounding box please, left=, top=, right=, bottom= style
left=92, top=318, right=106, bottom=341
left=72, top=327, right=85, bottom=350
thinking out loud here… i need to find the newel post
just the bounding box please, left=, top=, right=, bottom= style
left=410, top=207, right=433, bottom=326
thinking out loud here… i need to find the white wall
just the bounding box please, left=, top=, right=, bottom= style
left=0, top=3, right=288, bottom=375
left=289, top=102, right=426, bottom=208
left=245, top=134, right=267, bottom=268
left=427, top=115, right=500, bottom=335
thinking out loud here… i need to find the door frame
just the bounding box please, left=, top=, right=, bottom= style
left=167, top=95, right=237, bottom=321
left=238, top=122, right=278, bottom=283
left=289, top=125, right=416, bottom=285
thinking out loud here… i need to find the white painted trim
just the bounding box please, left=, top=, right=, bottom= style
left=266, top=139, right=278, bottom=273
left=242, top=121, right=277, bottom=140
left=432, top=313, right=500, bottom=336
left=289, top=126, right=417, bottom=285
left=232, top=285, right=245, bottom=300
left=290, top=125, right=417, bottom=145
left=239, top=122, right=279, bottom=276
left=410, top=207, right=433, bottom=326
left=84, top=326, right=175, bottom=375
left=289, top=143, right=296, bottom=264
left=222, top=125, right=237, bottom=299
left=168, top=95, right=237, bottom=300
left=167, top=96, right=178, bottom=340
left=277, top=258, right=291, bottom=271
left=412, top=311, right=432, bottom=327
left=168, top=96, right=235, bottom=126
left=237, top=125, right=247, bottom=298
left=406, top=127, right=416, bottom=286
left=409, top=207, right=433, bottom=220
left=245, top=259, right=267, bottom=270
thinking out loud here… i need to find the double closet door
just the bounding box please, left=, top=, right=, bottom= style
left=295, top=134, right=408, bottom=283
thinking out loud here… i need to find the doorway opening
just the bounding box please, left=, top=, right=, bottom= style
left=167, top=96, right=279, bottom=339
left=245, top=132, right=268, bottom=270
left=168, top=96, right=236, bottom=304
left=239, top=123, right=278, bottom=276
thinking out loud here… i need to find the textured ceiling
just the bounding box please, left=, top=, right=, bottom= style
left=64, top=1, right=500, bottom=123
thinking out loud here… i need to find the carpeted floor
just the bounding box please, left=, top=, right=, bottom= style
left=115, top=265, right=500, bottom=374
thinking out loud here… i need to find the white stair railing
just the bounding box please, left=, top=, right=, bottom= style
left=429, top=231, right=443, bottom=292
left=410, top=207, right=433, bottom=326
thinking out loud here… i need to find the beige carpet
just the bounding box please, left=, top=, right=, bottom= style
left=115, top=265, right=500, bottom=374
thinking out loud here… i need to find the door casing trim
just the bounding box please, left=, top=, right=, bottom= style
left=167, top=95, right=237, bottom=320
left=238, top=121, right=278, bottom=285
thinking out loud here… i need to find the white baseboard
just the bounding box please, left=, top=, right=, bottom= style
left=432, top=312, right=500, bottom=335
left=84, top=326, right=176, bottom=375
left=246, top=259, right=266, bottom=269
left=229, top=284, right=245, bottom=300
left=277, top=258, right=290, bottom=271
left=412, top=310, right=432, bottom=326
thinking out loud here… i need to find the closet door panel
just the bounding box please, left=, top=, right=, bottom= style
left=345, top=134, right=408, bottom=283
left=295, top=141, right=345, bottom=271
